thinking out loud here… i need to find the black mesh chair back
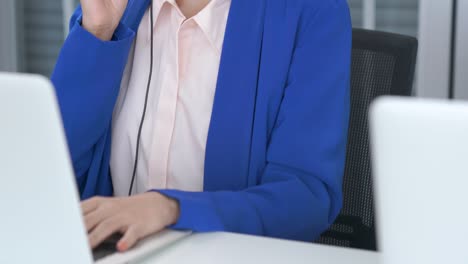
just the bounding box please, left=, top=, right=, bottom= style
left=317, top=29, right=418, bottom=250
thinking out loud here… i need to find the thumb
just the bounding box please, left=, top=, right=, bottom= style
left=117, top=226, right=139, bottom=252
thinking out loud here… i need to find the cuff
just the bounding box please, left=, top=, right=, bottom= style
left=154, top=189, right=224, bottom=232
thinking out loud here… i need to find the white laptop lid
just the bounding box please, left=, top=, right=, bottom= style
left=370, top=97, right=468, bottom=264
left=0, top=73, right=93, bottom=264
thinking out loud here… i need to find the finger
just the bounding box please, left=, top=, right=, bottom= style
left=84, top=210, right=107, bottom=233
left=88, top=217, right=126, bottom=249
left=81, top=197, right=102, bottom=215
left=117, top=226, right=140, bottom=252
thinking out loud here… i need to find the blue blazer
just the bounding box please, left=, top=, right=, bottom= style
left=51, top=0, right=351, bottom=241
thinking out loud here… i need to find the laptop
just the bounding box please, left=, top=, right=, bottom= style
left=0, top=73, right=190, bottom=264
left=370, top=96, right=468, bottom=264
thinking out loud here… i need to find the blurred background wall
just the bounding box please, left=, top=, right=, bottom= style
left=0, top=0, right=466, bottom=99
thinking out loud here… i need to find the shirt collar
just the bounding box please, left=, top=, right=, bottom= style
left=151, top=0, right=232, bottom=53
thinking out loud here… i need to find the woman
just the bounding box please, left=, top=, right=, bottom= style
left=52, top=0, right=351, bottom=252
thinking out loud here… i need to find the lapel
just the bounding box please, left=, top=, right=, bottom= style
left=204, top=0, right=266, bottom=191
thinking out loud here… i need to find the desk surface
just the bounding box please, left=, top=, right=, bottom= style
left=137, top=232, right=380, bottom=264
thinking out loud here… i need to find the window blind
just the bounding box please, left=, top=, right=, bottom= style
left=348, top=0, right=364, bottom=28
left=347, top=0, right=419, bottom=37
left=22, top=0, right=65, bottom=76
left=0, top=0, right=19, bottom=72
left=376, top=0, right=419, bottom=37
left=18, top=0, right=418, bottom=77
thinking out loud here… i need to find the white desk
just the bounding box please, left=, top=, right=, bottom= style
left=137, top=232, right=380, bottom=264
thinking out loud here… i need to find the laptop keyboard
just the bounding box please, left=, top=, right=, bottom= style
left=92, top=234, right=122, bottom=261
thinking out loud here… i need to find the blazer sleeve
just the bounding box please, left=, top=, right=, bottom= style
left=51, top=7, right=135, bottom=198
left=158, top=1, right=352, bottom=241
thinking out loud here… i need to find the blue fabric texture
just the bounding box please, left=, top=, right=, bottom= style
left=51, top=0, right=352, bottom=241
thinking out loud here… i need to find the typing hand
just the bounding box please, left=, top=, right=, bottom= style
left=80, top=0, right=128, bottom=40
left=82, top=192, right=179, bottom=251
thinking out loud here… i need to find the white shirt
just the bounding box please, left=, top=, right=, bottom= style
left=110, top=0, right=231, bottom=196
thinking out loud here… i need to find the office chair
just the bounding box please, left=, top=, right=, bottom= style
left=317, top=29, right=418, bottom=251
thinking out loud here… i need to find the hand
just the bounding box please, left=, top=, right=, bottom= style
left=80, top=0, right=128, bottom=40
left=81, top=192, right=180, bottom=251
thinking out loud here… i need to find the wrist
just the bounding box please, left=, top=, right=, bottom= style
left=147, top=192, right=180, bottom=226
left=81, top=20, right=115, bottom=41
left=163, top=195, right=180, bottom=226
